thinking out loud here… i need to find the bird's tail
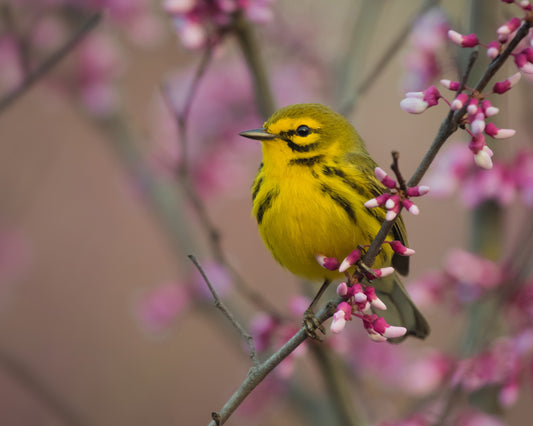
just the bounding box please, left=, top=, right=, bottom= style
left=374, top=273, right=430, bottom=342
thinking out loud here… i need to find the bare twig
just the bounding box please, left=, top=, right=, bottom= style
left=207, top=301, right=338, bottom=426
left=189, top=255, right=260, bottom=366
left=0, top=12, right=102, bottom=115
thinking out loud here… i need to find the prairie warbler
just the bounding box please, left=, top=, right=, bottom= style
left=240, top=103, right=429, bottom=340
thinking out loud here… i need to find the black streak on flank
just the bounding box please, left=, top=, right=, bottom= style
left=256, top=188, right=279, bottom=225
left=322, top=165, right=371, bottom=197
left=289, top=155, right=324, bottom=167
left=320, top=183, right=356, bottom=223
left=252, top=177, right=263, bottom=201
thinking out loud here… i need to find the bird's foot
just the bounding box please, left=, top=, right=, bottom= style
left=303, top=308, right=326, bottom=341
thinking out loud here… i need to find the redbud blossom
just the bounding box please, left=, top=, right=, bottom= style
left=475, top=146, right=494, bottom=170
left=331, top=301, right=352, bottom=333
left=470, top=112, right=486, bottom=135
left=315, top=254, right=340, bottom=271
left=514, top=52, right=533, bottom=73
left=406, top=185, right=430, bottom=197
left=451, top=93, right=469, bottom=110
left=497, top=17, right=522, bottom=42
left=481, top=99, right=499, bottom=117
left=493, top=72, right=521, bottom=93
left=339, top=249, right=361, bottom=273
left=364, top=193, right=390, bottom=209
left=375, top=167, right=398, bottom=189
left=402, top=198, right=420, bottom=215
left=364, top=287, right=388, bottom=310
left=367, top=266, right=395, bottom=280
left=448, top=30, right=479, bottom=47
left=485, top=122, right=516, bottom=139
left=387, top=240, right=416, bottom=256
left=487, top=40, right=500, bottom=59
left=399, top=86, right=441, bottom=114
left=440, top=79, right=460, bottom=91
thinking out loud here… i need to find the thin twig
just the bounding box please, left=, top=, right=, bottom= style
left=189, top=255, right=260, bottom=366
left=0, top=12, right=102, bottom=115
left=207, top=301, right=338, bottom=426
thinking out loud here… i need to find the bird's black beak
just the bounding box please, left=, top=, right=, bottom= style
left=239, top=128, right=278, bottom=141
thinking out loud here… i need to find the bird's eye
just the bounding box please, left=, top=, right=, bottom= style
left=296, top=125, right=310, bottom=137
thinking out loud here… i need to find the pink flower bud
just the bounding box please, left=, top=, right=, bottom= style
left=339, top=249, right=361, bottom=273
left=481, top=100, right=499, bottom=117
left=493, top=72, right=521, bottom=94
left=487, top=41, right=500, bottom=59
left=315, top=254, right=340, bottom=271
left=369, top=266, right=395, bottom=280
left=448, top=30, right=479, bottom=47
left=385, top=203, right=400, bottom=221
left=364, top=193, right=390, bottom=208
left=474, top=146, right=494, bottom=169
left=385, top=194, right=400, bottom=209
left=515, top=53, right=533, bottom=73
left=423, top=85, right=441, bottom=107
left=485, top=122, right=516, bottom=139
left=364, top=287, right=388, bottom=310
left=497, top=17, right=521, bottom=38
left=467, top=98, right=479, bottom=115
left=336, top=282, right=348, bottom=296
left=388, top=240, right=416, bottom=256
left=521, top=1, right=533, bottom=11
left=375, top=167, right=397, bottom=189
left=400, top=92, right=429, bottom=114
left=451, top=93, right=469, bottom=110
left=471, top=112, right=486, bottom=135
left=406, top=185, right=430, bottom=197
left=331, top=310, right=347, bottom=333
left=402, top=198, right=420, bottom=215
left=382, top=324, right=408, bottom=339
left=440, top=79, right=461, bottom=91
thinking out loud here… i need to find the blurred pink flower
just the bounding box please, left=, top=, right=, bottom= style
left=137, top=281, right=191, bottom=332
left=192, top=260, right=232, bottom=299
left=74, top=32, right=124, bottom=115
left=402, top=7, right=449, bottom=91
left=399, top=351, right=453, bottom=396
left=455, top=410, right=504, bottom=426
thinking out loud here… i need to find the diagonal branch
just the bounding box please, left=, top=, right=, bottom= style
left=0, top=12, right=102, bottom=115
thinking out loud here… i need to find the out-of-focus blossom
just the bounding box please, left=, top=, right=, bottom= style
left=74, top=32, right=124, bottom=116
left=455, top=409, right=505, bottom=426
left=402, top=8, right=449, bottom=91
left=192, top=260, right=232, bottom=299
left=443, top=249, right=502, bottom=302
left=165, top=0, right=275, bottom=50
left=0, top=36, right=24, bottom=91
left=399, top=351, right=453, bottom=396
left=137, top=281, right=191, bottom=332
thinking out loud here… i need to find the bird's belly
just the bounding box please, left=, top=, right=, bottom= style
left=259, top=182, right=376, bottom=282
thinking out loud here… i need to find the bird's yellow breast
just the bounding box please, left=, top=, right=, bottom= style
left=252, top=154, right=391, bottom=282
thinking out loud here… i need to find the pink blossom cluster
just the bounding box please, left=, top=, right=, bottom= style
left=401, top=2, right=533, bottom=170
left=331, top=282, right=407, bottom=341
left=451, top=332, right=533, bottom=409
left=364, top=167, right=430, bottom=221
left=408, top=248, right=503, bottom=307
left=425, top=144, right=533, bottom=208
left=403, top=7, right=450, bottom=91
left=164, top=0, right=275, bottom=49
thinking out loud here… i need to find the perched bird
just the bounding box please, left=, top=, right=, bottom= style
left=240, top=103, right=429, bottom=341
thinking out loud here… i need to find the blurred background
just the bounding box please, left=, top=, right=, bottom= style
left=0, top=0, right=532, bottom=425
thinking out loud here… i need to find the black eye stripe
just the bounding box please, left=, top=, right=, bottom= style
left=279, top=128, right=319, bottom=138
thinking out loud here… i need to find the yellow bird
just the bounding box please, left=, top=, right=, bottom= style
left=240, top=103, right=429, bottom=340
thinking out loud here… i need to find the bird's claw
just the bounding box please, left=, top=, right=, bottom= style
left=303, top=308, right=326, bottom=340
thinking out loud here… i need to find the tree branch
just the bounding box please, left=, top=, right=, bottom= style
left=0, top=12, right=102, bottom=115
